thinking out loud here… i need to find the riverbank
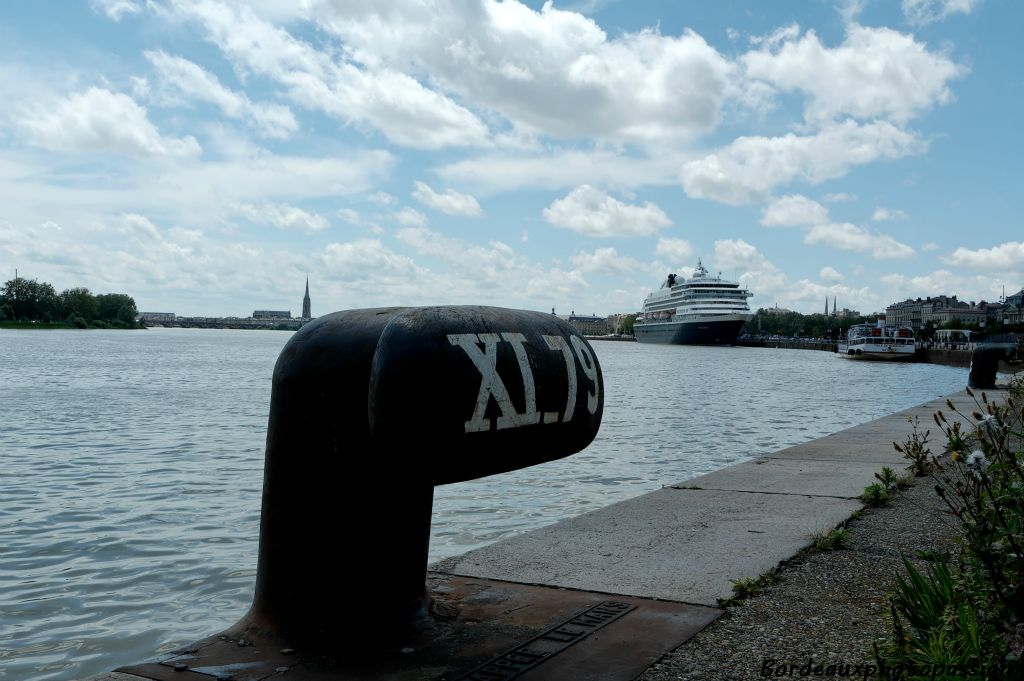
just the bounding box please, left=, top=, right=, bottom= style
left=75, top=387, right=997, bottom=680
left=638, top=457, right=962, bottom=680
left=0, top=321, right=144, bottom=330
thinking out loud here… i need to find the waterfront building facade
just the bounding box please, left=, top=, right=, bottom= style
left=561, top=312, right=609, bottom=336
left=886, top=295, right=989, bottom=331
left=253, top=310, right=291, bottom=319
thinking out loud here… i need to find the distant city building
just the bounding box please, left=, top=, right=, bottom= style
left=561, top=311, right=609, bottom=336
left=302, top=276, right=311, bottom=319
left=606, top=313, right=633, bottom=334
left=835, top=308, right=860, bottom=318
left=884, top=290, right=1024, bottom=330
left=886, top=295, right=987, bottom=330
left=140, top=312, right=176, bottom=321
left=253, top=310, right=292, bottom=319
left=760, top=305, right=793, bottom=315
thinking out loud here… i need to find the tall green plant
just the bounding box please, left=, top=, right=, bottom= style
left=876, top=381, right=1024, bottom=679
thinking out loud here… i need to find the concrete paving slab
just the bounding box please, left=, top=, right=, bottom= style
left=436, top=488, right=862, bottom=608
left=763, top=435, right=906, bottom=465
left=763, top=436, right=904, bottom=464
left=669, top=457, right=889, bottom=498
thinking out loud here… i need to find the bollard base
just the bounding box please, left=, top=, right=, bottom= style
left=115, top=575, right=720, bottom=681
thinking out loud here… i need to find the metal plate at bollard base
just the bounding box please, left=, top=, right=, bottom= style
left=115, top=574, right=721, bottom=681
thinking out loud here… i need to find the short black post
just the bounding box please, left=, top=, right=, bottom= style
left=232, top=306, right=604, bottom=651
left=968, top=344, right=1014, bottom=389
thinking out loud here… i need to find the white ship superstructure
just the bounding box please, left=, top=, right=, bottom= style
left=838, top=316, right=916, bottom=360
left=634, top=261, right=753, bottom=345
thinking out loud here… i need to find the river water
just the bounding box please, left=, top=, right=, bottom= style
left=0, top=328, right=967, bottom=680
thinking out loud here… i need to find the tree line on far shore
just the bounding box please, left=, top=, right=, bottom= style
left=743, top=308, right=1020, bottom=340
left=744, top=309, right=875, bottom=339
left=0, top=276, right=140, bottom=329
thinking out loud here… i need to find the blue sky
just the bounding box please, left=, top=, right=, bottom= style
left=1, top=0, right=1021, bottom=317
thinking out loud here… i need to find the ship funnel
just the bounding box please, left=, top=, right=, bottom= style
left=877, top=314, right=886, bottom=329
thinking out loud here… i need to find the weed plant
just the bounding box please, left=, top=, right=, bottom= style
left=875, top=376, right=1024, bottom=679
left=863, top=483, right=890, bottom=507
left=893, top=416, right=932, bottom=477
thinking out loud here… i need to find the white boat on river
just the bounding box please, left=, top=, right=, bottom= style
left=838, top=316, right=916, bottom=361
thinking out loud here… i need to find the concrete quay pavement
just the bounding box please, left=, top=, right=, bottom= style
left=83, top=387, right=1000, bottom=681
left=431, top=388, right=991, bottom=608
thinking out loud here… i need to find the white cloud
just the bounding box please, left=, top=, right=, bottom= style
left=654, top=237, right=694, bottom=265
left=321, top=239, right=417, bottom=280
left=18, top=87, right=201, bottom=158
left=337, top=208, right=361, bottom=225
left=743, top=23, right=965, bottom=124
left=872, top=206, right=908, bottom=221
left=942, top=242, right=1024, bottom=273
left=91, top=0, right=140, bottom=21
left=804, top=223, right=915, bottom=259
left=394, top=207, right=428, bottom=227
left=681, top=120, right=921, bottom=205
left=902, top=0, right=980, bottom=26
left=881, top=269, right=1006, bottom=304
left=712, top=239, right=788, bottom=300
left=397, top=227, right=514, bottom=272
left=367, top=191, right=397, bottom=206
left=163, top=1, right=490, bottom=149
left=714, top=238, right=767, bottom=270
left=144, top=51, right=298, bottom=139
left=0, top=212, right=314, bottom=316
left=760, top=194, right=829, bottom=227
left=783, top=278, right=878, bottom=314
left=439, top=149, right=686, bottom=195
left=922, top=241, right=939, bottom=251
left=411, top=181, right=482, bottom=216
left=237, top=201, right=329, bottom=232
left=0, top=144, right=394, bottom=240
left=820, top=266, right=844, bottom=282
left=542, top=185, right=671, bottom=237
left=823, top=192, right=857, bottom=203
left=569, top=247, right=640, bottom=276
left=394, top=226, right=590, bottom=306
left=118, top=213, right=161, bottom=241
left=310, top=1, right=735, bottom=146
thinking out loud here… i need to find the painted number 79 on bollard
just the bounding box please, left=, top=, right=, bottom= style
left=368, top=306, right=604, bottom=485
left=448, top=332, right=600, bottom=433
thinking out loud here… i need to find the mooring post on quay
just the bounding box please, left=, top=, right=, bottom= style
left=113, top=305, right=603, bottom=680
left=968, top=343, right=1019, bottom=389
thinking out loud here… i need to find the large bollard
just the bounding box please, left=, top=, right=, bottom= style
left=968, top=343, right=1014, bottom=389
left=233, top=306, right=603, bottom=650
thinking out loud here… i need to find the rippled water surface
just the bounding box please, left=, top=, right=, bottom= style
left=0, top=328, right=968, bottom=680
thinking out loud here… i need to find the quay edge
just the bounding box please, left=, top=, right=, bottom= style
left=76, top=386, right=1010, bottom=681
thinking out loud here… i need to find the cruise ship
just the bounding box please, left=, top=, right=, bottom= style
left=634, top=260, right=753, bottom=345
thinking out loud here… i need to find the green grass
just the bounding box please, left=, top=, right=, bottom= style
left=812, top=527, right=849, bottom=551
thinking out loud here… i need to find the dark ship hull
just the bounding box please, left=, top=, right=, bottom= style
left=634, top=318, right=748, bottom=345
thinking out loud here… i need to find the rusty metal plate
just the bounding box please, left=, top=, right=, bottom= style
left=456, top=601, right=635, bottom=680
left=114, top=664, right=218, bottom=681
left=115, top=575, right=720, bottom=681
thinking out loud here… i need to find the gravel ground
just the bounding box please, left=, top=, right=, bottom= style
left=638, top=475, right=962, bottom=681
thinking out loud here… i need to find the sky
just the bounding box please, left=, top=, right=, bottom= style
left=0, top=0, right=1021, bottom=317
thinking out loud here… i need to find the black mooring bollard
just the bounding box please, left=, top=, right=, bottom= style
left=232, top=306, right=603, bottom=650
left=968, top=344, right=1014, bottom=389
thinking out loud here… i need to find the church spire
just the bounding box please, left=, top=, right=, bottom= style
left=302, top=276, right=311, bottom=318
